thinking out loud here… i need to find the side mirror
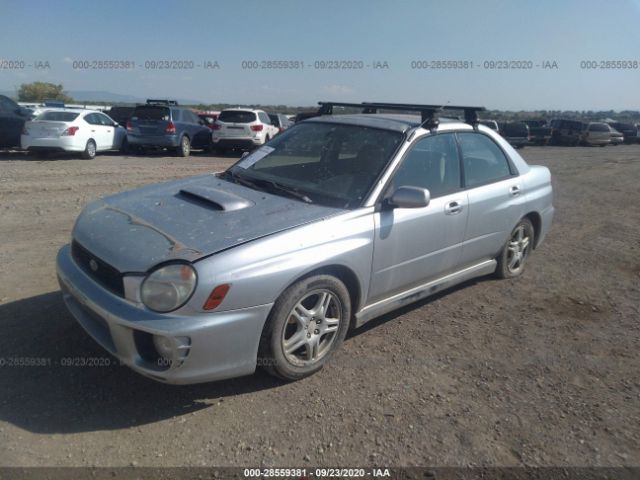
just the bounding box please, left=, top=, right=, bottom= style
left=388, top=186, right=430, bottom=209
left=198, top=120, right=206, bottom=126
left=113, top=122, right=119, bottom=127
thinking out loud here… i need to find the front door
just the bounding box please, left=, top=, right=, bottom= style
left=369, top=133, right=468, bottom=303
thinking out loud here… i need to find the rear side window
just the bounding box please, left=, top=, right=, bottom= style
left=457, top=133, right=512, bottom=188
left=172, top=109, right=183, bottom=122
left=588, top=123, right=608, bottom=132
left=219, top=110, right=257, bottom=123
left=131, top=106, right=170, bottom=120
left=38, top=111, right=80, bottom=122
left=258, top=112, right=272, bottom=124
left=183, top=110, right=200, bottom=124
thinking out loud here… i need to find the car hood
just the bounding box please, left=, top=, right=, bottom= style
left=72, top=174, right=342, bottom=272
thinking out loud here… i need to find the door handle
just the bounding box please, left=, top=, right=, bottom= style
left=509, top=185, right=522, bottom=196
left=445, top=200, right=463, bottom=215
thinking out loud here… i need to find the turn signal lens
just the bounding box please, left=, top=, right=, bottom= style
left=203, top=284, right=231, bottom=311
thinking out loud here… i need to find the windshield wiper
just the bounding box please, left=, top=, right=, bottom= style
left=224, top=169, right=261, bottom=190
left=223, top=170, right=312, bottom=203
left=265, top=181, right=313, bottom=203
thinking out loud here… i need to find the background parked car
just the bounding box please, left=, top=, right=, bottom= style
left=607, top=122, right=637, bottom=144
left=268, top=113, right=293, bottom=134
left=293, top=111, right=320, bottom=123
left=106, top=105, right=136, bottom=128
left=211, top=108, right=279, bottom=154
left=499, top=121, right=530, bottom=149
left=21, top=109, right=127, bottom=159
left=126, top=100, right=212, bottom=157
left=198, top=112, right=220, bottom=130
left=523, top=119, right=552, bottom=145
left=0, top=94, right=32, bottom=148
left=479, top=120, right=499, bottom=132
left=580, top=122, right=611, bottom=146
left=549, top=119, right=585, bottom=146
left=605, top=124, right=624, bottom=145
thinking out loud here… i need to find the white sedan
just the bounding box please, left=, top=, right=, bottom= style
left=21, top=109, right=127, bottom=159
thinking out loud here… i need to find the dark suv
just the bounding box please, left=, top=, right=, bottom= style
left=549, top=119, right=584, bottom=146
left=126, top=100, right=212, bottom=156
left=0, top=95, right=32, bottom=148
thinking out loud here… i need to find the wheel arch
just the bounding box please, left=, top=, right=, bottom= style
left=523, top=211, right=542, bottom=249
left=278, top=264, right=363, bottom=329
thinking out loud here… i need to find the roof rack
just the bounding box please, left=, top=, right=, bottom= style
left=317, top=101, right=486, bottom=128
left=146, top=99, right=179, bottom=106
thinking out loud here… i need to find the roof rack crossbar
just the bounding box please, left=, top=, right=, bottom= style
left=317, top=101, right=486, bottom=127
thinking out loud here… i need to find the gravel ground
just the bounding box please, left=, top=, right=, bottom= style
left=0, top=146, right=638, bottom=468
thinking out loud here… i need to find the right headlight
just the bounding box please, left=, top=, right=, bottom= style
left=140, top=263, right=197, bottom=312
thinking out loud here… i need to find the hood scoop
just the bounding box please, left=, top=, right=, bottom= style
left=178, top=185, right=254, bottom=212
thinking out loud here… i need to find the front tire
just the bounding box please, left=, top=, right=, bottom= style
left=259, top=275, right=351, bottom=381
left=496, top=218, right=534, bottom=279
left=81, top=139, right=96, bottom=159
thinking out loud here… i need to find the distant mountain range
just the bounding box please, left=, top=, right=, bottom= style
left=1, top=90, right=203, bottom=105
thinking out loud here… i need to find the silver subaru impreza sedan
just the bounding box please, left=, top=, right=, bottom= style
left=56, top=102, right=554, bottom=384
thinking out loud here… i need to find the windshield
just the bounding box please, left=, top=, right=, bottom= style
left=36, top=111, right=79, bottom=122
left=225, top=122, right=403, bottom=208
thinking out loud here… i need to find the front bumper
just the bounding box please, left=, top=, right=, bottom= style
left=56, top=244, right=273, bottom=384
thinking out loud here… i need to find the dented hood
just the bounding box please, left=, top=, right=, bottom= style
left=72, top=174, right=341, bottom=272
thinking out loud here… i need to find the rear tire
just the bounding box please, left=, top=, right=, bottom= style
left=81, top=140, right=96, bottom=160
left=496, top=218, right=534, bottom=279
left=177, top=136, right=190, bottom=157
left=258, top=275, right=351, bottom=381
left=120, top=137, right=129, bottom=154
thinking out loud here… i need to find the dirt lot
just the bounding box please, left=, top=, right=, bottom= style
left=0, top=146, right=638, bottom=468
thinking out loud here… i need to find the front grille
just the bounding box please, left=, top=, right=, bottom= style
left=71, top=240, right=124, bottom=297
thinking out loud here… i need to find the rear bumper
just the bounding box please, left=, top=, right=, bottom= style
left=127, top=134, right=180, bottom=148
left=56, top=244, right=273, bottom=384
left=21, top=136, right=84, bottom=152
left=212, top=138, right=262, bottom=150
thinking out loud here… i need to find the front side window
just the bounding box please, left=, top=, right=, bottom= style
left=391, top=133, right=461, bottom=198
left=457, top=132, right=512, bottom=188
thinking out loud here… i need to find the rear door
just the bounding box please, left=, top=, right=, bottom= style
left=369, top=133, right=468, bottom=302
left=456, top=132, right=525, bottom=266
left=95, top=112, right=120, bottom=149
left=83, top=113, right=110, bottom=150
